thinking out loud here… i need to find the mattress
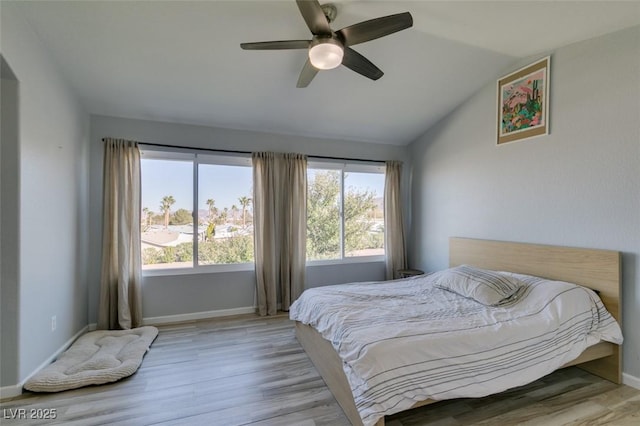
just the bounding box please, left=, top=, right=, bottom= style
left=289, top=269, right=623, bottom=426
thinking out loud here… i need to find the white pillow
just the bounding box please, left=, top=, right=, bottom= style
left=434, top=265, right=523, bottom=306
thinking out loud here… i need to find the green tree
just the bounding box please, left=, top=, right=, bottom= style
left=142, top=247, right=162, bottom=264
left=160, top=246, right=176, bottom=264
left=205, top=222, right=215, bottom=241
left=206, top=198, right=216, bottom=223
left=219, top=207, right=229, bottom=225
left=160, top=195, right=175, bottom=229
left=171, top=208, right=193, bottom=225
left=173, top=242, right=193, bottom=263
left=238, top=196, right=251, bottom=227
left=152, top=213, right=164, bottom=225
left=344, top=185, right=376, bottom=255
left=307, top=170, right=378, bottom=259
left=307, top=171, right=341, bottom=259
left=198, top=235, right=254, bottom=264
left=231, top=204, right=239, bottom=224
left=142, top=207, right=152, bottom=231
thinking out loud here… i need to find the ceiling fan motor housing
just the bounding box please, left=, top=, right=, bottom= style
left=321, top=3, right=338, bottom=23
left=239, top=0, right=413, bottom=87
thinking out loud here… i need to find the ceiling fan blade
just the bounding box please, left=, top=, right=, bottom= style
left=297, top=58, right=319, bottom=88
left=341, top=47, right=383, bottom=81
left=240, top=40, right=311, bottom=50
left=296, top=0, right=331, bottom=35
left=336, top=12, right=413, bottom=46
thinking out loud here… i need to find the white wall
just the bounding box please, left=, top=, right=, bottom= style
left=88, top=115, right=407, bottom=323
left=408, top=27, right=640, bottom=380
left=1, top=4, right=89, bottom=388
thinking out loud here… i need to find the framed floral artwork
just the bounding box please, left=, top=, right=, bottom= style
left=497, top=56, right=550, bottom=145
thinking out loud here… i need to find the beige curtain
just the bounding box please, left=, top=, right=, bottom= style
left=252, top=152, right=307, bottom=316
left=384, top=160, right=407, bottom=280
left=98, top=138, right=142, bottom=330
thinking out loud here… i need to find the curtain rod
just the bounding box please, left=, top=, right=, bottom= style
left=101, top=139, right=386, bottom=165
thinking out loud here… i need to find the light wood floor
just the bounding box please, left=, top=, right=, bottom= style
left=1, top=314, right=638, bottom=425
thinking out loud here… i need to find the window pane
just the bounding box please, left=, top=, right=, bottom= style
left=198, top=164, right=254, bottom=265
left=307, top=169, right=341, bottom=260
left=141, top=159, right=193, bottom=269
left=344, top=172, right=385, bottom=257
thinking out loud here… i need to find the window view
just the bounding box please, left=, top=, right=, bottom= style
left=198, top=163, right=254, bottom=265
left=307, top=169, right=341, bottom=260
left=141, top=152, right=383, bottom=270
left=141, top=158, right=194, bottom=269
left=307, top=165, right=384, bottom=261
left=140, top=153, right=254, bottom=270
left=344, top=172, right=385, bottom=257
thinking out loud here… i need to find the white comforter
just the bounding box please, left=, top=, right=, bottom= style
left=289, top=271, right=623, bottom=426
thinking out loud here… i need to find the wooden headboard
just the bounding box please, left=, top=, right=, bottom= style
left=449, top=237, right=622, bottom=383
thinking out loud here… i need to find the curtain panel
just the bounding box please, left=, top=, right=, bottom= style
left=252, top=152, right=307, bottom=316
left=98, top=138, right=142, bottom=330
left=384, top=160, right=407, bottom=280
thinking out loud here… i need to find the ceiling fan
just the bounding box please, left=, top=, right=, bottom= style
left=240, top=0, right=413, bottom=88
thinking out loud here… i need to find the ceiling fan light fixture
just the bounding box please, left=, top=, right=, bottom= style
left=240, top=1, right=414, bottom=87
left=309, top=39, right=343, bottom=70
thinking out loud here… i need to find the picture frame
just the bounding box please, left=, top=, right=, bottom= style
left=497, top=56, right=550, bottom=145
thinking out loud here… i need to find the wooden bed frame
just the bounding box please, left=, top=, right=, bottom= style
left=295, top=237, right=622, bottom=426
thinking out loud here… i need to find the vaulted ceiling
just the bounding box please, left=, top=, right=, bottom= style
left=8, top=1, right=640, bottom=145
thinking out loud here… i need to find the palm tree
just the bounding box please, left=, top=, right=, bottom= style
left=142, top=207, right=151, bottom=231
left=238, top=196, right=251, bottom=227
left=231, top=204, right=239, bottom=224
left=219, top=208, right=228, bottom=225
left=160, top=195, right=175, bottom=229
left=206, top=198, right=216, bottom=222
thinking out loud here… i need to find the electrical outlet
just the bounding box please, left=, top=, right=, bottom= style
left=51, top=316, right=56, bottom=331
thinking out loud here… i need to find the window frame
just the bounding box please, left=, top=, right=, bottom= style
left=306, top=160, right=385, bottom=266
left=139, top=148, right=386, bottom=275
left=140, top=147, right=255, bottom=276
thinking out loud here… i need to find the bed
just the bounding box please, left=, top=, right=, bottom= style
left=291, top=237, right=623, bottom=426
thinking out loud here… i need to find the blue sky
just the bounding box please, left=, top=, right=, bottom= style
left=141, top=159, right=252, bottom=212
left=142, top=159, right=383, bottom=213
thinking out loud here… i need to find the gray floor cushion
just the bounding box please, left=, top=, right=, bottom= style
left=24, top=326, right=158, bottom=392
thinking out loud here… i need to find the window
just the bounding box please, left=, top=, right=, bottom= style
left=140, top=149, right=253, bottom=272
left=306, top=162, right=384, bottom=262
left=140, top=150, right=383, bottom=270
left=197, top=160, right=254, bottom=266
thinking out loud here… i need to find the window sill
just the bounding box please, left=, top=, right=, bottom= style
left=142, top=263, right=255, bottom=277
left=142, top=256, right=385, bottom=277
left=306, top=255, right=385, bottom=267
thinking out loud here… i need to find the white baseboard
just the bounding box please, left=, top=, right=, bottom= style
left=0, top=309, right=249, bottom=399
left=0, top=325, right=88, bottom=401
left=89, top=306, right=258, bottom=329
left=623, top=372, right=640, bottom=390
left=0, top=384, right=23, bottom=400
left=142, top=306, right=257, bottom=326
